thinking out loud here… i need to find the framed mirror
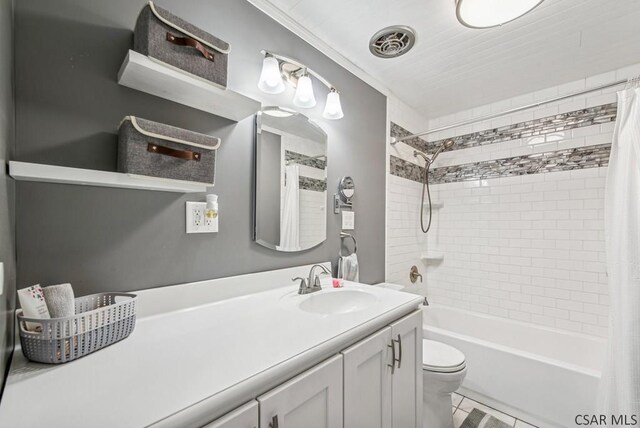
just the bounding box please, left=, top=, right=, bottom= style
left=254, top=107, right=328, bottom=252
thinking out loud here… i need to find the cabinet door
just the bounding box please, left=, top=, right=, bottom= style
left=390, top=310, right=423, bottom=428
left=258, top=355, right=343, bottom=428
left=342, top=327, right=393, bottom=428
left=204, top=401, right=258, bottom=428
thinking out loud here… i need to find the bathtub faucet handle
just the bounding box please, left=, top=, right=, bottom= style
left=409, top=265, right=423, bottom=283
left=423, top=297, right=429, bottom=306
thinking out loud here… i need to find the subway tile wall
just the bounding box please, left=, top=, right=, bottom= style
left=386, top=63, right=640, bottom=337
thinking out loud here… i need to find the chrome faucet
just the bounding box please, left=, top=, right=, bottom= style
left=292, top=276, right=310, bottom=294
left=292, top=264, right=332, bottom=295
left=309, top=264, right=331, bottom=287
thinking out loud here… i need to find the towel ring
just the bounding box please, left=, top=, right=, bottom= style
left=340, top=232, right=357, bottom=257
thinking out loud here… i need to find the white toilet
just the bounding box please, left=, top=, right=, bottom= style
left=422, top=339, right=467, bottom=428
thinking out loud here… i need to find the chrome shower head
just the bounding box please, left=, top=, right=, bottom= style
left=430, top=139, right=455, bottom=162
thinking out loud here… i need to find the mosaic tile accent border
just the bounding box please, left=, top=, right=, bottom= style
left=431, top=103, right=616, bottom=152
left=390, top=156, right=426, bottom=183
left=285, top=150, right=327, bottom=170
left=391, top=144, right=611, bottom=185
left=299, top=176, right=327, bottom=192
left=390, top=102, right=617, bottom=153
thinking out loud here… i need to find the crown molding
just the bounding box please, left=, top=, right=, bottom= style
left=247, top=0, right=391, bottom=96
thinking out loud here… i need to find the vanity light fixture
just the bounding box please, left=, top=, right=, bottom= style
left=323, top=89, right=344, bottom=120
left=455, top=0, right=545, bottom=29
left=257, top=50, right=344, bottom=120
left=293, top=73, right=317, bottom=108
left=257, top=55, right=285, bottom=94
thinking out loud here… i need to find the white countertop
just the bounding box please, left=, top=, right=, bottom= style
left=0, top=273, right=422, bottom=428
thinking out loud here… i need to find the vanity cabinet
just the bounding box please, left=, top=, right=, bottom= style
left=390, top=311, right=423, bottom=428
left=342, top=310, right=422, bottom=428
left=201, top=310, right=421, bottom=428
left=258, top=355, right=343, bottom=428
left=204, top=401, right=258, bottom=428
left=343, top=327, right=393, bottom=428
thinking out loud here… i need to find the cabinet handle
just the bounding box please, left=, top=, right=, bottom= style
left=387, top=341, right=396, bottom=374
left=394, top=334, right=402, bottom=369
left=269, top=415, right=279, bottom=428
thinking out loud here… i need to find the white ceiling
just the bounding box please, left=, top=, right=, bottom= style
left=261, top=0, right=640, bottom=119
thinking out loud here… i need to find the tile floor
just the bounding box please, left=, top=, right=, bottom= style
left=452, top=393, right=537, bottom=428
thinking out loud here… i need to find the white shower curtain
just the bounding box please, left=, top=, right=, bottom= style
left=599, top=84, right=640, bottom=415
left=279, top=165, right=300, bottom=251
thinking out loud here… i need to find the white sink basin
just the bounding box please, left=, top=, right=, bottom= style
left=283, top=288, right=378, bottom=315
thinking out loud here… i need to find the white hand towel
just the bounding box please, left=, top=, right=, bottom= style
left=340, top=253, right=359, bottom=282
left=43, top=283, right=75, bottom=318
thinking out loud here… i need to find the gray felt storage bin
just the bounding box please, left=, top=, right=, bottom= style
left=118, top=116, right=220, bottom=185
left=134, top=1, right=230, bottom=88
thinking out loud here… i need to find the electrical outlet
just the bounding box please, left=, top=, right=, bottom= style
left=186, top=202, right=218, bottom=234
left=204, top=213, right=217, bottom=229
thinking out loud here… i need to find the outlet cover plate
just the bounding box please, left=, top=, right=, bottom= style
left=186, top=201, right=218, bottom=234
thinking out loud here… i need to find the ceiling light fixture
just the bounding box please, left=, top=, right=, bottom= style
left=257, top=50, right=344, bottom=120
left=455, top=0, right=545, bottom=29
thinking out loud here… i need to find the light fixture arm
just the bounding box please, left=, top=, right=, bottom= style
left=261, top=50, right=338, bottom=92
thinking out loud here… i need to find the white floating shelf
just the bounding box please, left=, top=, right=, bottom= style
left=117, top=50, right=260, bottom=122
left=9, top=161, right=209, bottom=193
left=423, top=201, right=444, bottom=209
left=421, top=252, right=444, bottom=261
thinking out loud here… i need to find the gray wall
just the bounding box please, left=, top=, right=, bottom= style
left=14, top=0, right=386, bottom=296
left=0, top=0, right=15, bottom=396
left=256, top=130, right=281, bottom=246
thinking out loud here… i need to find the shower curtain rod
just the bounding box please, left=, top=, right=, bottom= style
left=390, top=78, right=629, bottom=145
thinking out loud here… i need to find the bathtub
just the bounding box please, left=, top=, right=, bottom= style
left=422, top=305, right=606, bottom=428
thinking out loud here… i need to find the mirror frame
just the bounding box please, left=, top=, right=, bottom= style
left=253, top=106, right=328, bottom=252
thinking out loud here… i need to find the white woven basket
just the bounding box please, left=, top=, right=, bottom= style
left=17, top=292, right=138, bottom=364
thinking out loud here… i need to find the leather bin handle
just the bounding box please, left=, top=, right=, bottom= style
left=147, top=143, right=201, bottom=162
left=166, top=32, right=215, bottom=62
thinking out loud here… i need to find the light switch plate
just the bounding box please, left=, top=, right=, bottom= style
left=341, top=211, right=355, bottom=230
left=186, top=202, right=218, bottom=234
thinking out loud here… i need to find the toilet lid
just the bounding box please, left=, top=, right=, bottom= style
left=422, top=340, right=466, bottom=373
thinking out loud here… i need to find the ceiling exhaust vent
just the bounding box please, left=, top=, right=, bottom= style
left=369, top=26, right=416, bottom=59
